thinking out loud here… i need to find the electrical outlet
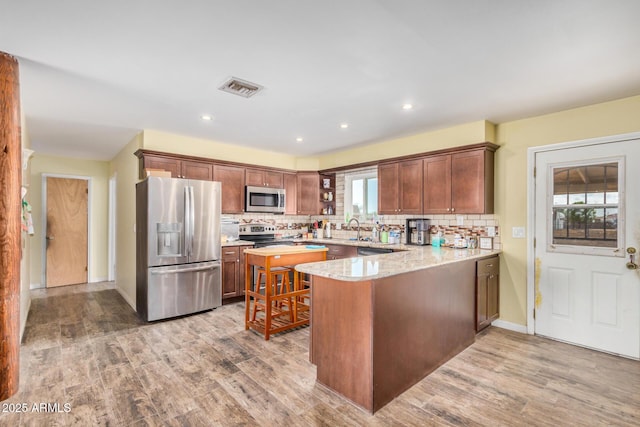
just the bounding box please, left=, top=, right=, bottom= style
left=456, top=215, right=464, bottom=226
left=512, top=226, right=526, bottom=238
left=336, top=222, right=342, bottom=230
left=487, top=226, right=496, bottom=237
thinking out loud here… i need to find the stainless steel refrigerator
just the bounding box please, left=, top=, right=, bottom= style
left=136, top=177, right=222, bottom=321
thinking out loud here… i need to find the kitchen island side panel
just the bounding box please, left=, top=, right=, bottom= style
left=372, top=260, right=476, bottom=412
left=310, top=259, right=477, bottom=413
left=312, top=277, right=374, bottom=411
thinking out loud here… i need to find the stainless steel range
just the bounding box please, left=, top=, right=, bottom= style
left=239, top=223, right=296, bottom=286
left=238, top=223, right=296, bottom=247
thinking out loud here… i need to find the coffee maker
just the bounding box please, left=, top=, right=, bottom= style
left=405, top=218, right=431, bottom=245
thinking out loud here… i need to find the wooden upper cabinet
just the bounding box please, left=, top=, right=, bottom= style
left=296, top=172, right=320, bottom=215
left=378, top=163, right=399, bottom=214
left=137, top=154, right=212, bottom=180
left=378, top=160, right=422, bottom=214
left=181, top=160, right=213, bottom=180
left=398, top=159, right=423, bottom=214
left=245, top=168, right=283, bottom=188
left=451, top=149, right=493, bottom=214
left=139, top=154, right=181, bottom=178
left=423, top=147, right=495, bottom=214
left=214, top=164, right=245, bottom=214
left=423, top=154, right=452, bottom=214
left=283, top=173, right=297, bottom=215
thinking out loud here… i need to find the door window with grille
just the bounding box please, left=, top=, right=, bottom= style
left=548, top=158, right=624, bottom=256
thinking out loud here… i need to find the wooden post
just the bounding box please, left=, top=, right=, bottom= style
left=0, top=51, right=21, bottom=401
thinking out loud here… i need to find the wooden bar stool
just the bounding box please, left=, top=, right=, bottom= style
left=251, top=266, right=293, bottom=322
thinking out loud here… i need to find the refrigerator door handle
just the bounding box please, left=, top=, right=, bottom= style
left=184, top=185, right=191, bottom=258
left=189, top=185, right=195, bottom=257
left=150, top=263, right=220, bottom=275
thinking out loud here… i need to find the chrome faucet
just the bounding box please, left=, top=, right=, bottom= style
left=347, top=217, right=361, bottom=241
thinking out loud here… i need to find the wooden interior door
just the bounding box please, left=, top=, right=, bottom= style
left=46, top=177, right=88, bottom=287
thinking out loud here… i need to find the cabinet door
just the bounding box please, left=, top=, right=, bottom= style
left=378, top=163, right=399, bottom=214
left=296, top=172, right=319, bottom=214
left=451, top=149, right=489, bottom=214
left=283, top=173, right=297, bottom=215
left=142, top=155, right=181, bottom=179
left=222, top=247, right=240, bottom=299
left=182, top=160, right=213, bottom=180
left=214, top=165, right=245, bottom=214
left=477, top=274, right=489, bottom=330
left=487, top=269, right=499, bottom=322
left=264, top=171, right=283, bottom=188
left=245, top=168, right=264, bottom=187
left=399, top=159, right=423, bottom=214
left=423, top=154, right=452, bottom=214
left=476, top=256, right=499, bottom=331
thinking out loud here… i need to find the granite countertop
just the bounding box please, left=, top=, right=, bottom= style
left=295, top=246, right=501, bottom=281
left=222, top=240, right=255, bottom=247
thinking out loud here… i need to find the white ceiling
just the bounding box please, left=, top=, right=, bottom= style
left=1, top=0, right=639, bottom=161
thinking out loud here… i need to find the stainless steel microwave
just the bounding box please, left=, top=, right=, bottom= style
left=245, top=186, right=286, bottom=214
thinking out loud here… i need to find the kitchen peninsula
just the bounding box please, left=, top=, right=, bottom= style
left=296, top=246, right=500, bottom=413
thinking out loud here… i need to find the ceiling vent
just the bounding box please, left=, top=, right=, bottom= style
left=218, top=77, right=263, bottom=98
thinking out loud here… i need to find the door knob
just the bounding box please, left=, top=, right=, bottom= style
left=626, top=247, right=638, bottom=270
left=46, top=236, right=55, bottom=240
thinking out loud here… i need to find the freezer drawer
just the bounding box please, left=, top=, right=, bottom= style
left=145, top=261, right=221, bottom=321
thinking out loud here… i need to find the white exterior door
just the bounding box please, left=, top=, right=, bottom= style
left=534, top=137, right=640, bottom=359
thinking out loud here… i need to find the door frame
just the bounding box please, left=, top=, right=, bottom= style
left=41, top=173, right=92, bottom=286
left=108, top=173, right=117, bottom=281
left=527, top=131, right=640, bottom=334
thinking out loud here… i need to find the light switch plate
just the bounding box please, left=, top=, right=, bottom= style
left=487, top=226, right=496, bottom=237
left=456, top=215, right=464, bottom=226
left=512, top=226, right=526, bottom=238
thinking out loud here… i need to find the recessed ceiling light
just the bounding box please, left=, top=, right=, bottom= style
left=296, top=137, right=303, bottom=143
left=201, top=115, right=213, bottom=121
left=340, top=123, right=349, bottom=129
left=402, top=103, right=413, bottom=111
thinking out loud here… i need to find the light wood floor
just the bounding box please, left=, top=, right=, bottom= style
left=2, top=282, right=638, bottom=426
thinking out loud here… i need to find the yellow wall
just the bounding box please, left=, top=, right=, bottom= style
left=316, top=120, right=494, bottom=169
left=494, top=94, right=640, bottom=325
left=110, top=133, right=143, bottom=308
left=29, top=155, right=110, bottom=286
left=142, top=129, right=299, bottom=170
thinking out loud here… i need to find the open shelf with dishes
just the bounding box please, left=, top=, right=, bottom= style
left=319, top=173, right=335, bottom=215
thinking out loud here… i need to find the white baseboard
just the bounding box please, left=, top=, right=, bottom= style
left=30, top=283, right=44, bottom=289
left=90, top=276, right=108, bottom=283
left=491, top=319, right=529, bottom=334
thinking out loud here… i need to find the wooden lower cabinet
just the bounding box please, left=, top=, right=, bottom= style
left=476, top=256, right=499, bottom=331
left=222, top=245, right=251, bottom=300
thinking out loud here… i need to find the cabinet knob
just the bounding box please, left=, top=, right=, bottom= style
left=451, top=208, right=455, bottom=212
